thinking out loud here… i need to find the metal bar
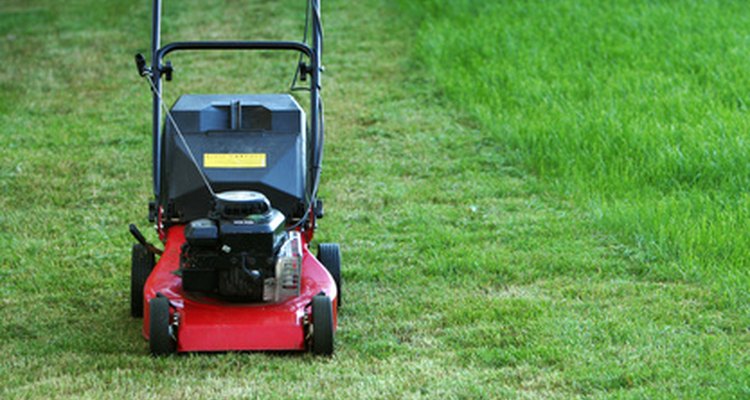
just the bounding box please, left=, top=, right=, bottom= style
left=155, top=41, right=313, bottom=62
left=151, top=0, right=162, bottom=197
left=309, top=0, right=323, bottom=199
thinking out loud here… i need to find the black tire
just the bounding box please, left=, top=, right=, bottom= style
left=149, top=297, right=176, bottom=356
left=131, top=243, right=155, bottom=318
left=317, top=243, right=342, bottom=308
left=311, top=295, right=334, bottom=356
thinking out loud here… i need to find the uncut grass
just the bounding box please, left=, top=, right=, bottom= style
left=399, top=0, right=750, bottom=307
left=1, top=0, right=749, bottom=398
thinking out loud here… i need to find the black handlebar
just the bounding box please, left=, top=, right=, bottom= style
left=155, top=41, right=312, bottom=62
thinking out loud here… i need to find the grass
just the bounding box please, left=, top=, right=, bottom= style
left=398, top=0, right=750, bottom=308
left=1, top=0, right=748, bottom=398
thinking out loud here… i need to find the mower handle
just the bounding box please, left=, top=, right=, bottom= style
left=147, top=0, right=325, bottom=229
left=154, top=41, right=312, bottom=65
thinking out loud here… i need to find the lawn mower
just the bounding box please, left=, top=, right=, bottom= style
left=128, top=0, right=340, bottom=356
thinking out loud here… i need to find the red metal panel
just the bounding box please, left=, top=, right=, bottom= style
left=142, top=225, right=338, bottom=352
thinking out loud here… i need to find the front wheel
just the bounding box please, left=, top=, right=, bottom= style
left=149, top=296, right=176, bottom=356
left=311, top=295, right=334, bottom=356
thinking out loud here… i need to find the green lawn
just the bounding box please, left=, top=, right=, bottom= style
left=1, top=0, right=748, bottom=398
left=400, top=0, right=750, bottom=308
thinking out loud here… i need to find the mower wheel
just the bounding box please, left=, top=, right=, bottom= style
left=131, top=243, right=155, bottom=318
left=311, top=295, right=334, bottom=356
left=317, top=243, right=342, bottom=308
left=149, top=297, right=176, bottom=356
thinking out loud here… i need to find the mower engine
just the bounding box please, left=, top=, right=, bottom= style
left=180, top=190, right=302, bottom=302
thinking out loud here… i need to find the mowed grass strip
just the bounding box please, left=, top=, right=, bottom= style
left=0, top=0, right=748, bottom=398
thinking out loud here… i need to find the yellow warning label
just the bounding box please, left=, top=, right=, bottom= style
left=203, top=153, right=267, bottom=168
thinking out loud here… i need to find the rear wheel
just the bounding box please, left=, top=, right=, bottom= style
left=149, top=296, right=176, bottom=356
left=311, top=295, right=334, bottom=356
left=317, top=243, right=342, bottom=308
left=131, top=243, right=155, bottom=318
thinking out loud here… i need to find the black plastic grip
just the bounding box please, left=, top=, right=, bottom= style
left=134, top=53, right=149, bottom=77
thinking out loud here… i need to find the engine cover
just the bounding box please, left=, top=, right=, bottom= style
left=180, top=191, right=287, bottom=302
